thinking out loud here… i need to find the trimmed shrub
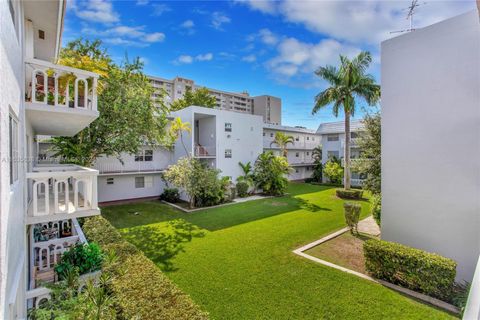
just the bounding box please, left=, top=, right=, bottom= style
left=160, top=188, right=180, bottom=203
left=370, top=194, right=381, bottom=226
left=82, top=216, right=209, bottom=320
left=336, top=188, right=363, bottom=199
left=363, top=239, right=457, bottom=301
left=236, top=181, right=249, bottom=198
left=343, top=202, right=361, bottom=234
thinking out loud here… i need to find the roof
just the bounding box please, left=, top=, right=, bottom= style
left=316, top=120, right=364, bottom=135
left=263, top=123, right=317, bottom=134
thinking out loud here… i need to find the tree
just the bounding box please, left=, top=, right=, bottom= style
left=311, top=146, right=323, bottom=182
left=353, top=112, right=381, bottom=195
left=270, top=132, right=294, bottom=157
left=236, top=161, right=254, bottom=187
left=323, top=157, right=344, bottom=185
left=170, top=87, right=216, bottom=111
left=312, top=51, right=380, bottom=190
left=51, top=39, right=169, bottom=167
left=169, top=117, right=192, bottom=157
left=253, top=151, right=291, bottom=196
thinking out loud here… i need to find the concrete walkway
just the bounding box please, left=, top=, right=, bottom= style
left=357, top=216, right=380, bottom=236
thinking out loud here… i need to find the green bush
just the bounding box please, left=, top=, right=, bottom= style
left=160, top=188, right=180, bottom=203
left=336, top=188, right=363, bottom=199
left=370, top=194, right=381, bottom=226
left=236, top=181, right=249, bottom=198
left=82, top=216, right=208, bottom=319
left=54, top=243, right=103, bottom=279
left=363, top=239, right=457, bottom=301
left=343, top=202, right=361, bottom=234
left=253, top=151, right=290, bottom=196
left=323, top=159, right=343, bottom=184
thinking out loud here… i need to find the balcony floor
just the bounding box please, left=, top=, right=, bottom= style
left=27, top=189, right=99, bottom=225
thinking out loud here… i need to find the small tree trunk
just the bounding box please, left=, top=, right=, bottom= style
left=344, top=112, right=351, bottom=190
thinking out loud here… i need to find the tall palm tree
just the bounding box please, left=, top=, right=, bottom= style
left=312, top=51, right=380, bottom=190
left=169, top=117, right=191, bottom=157
left=270, top=132, right=294, bottom=157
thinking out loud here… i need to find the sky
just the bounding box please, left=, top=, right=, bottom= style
left=63, top=0, right=476, bottom=129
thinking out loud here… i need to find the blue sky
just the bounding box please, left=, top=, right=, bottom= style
left=64, top=0, right=475, bottom=129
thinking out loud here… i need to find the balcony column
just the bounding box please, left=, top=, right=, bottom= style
left=92, top=77, right=98, bottom=111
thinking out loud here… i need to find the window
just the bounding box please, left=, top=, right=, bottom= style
left=270, top=133, right=274, bottom=138
left=295, top=168, right=299, bottom=173
left=106, top=178, right=114, bottom=185
left=9, top=114, right=18, bottom=185
left=135, top=176, right=145, bottom=188
left=145, top=176, right=153, bottom=187
left=263, top=132, right=265, bottom=137
left=351, top=132, right=359, bottom=139
left=306, top=167, right=310, bottom=171
left=295, top=152, right=299, bottom=157
left=135, top=150, right=153, bottom=162
left=295, top=137, right=299, bottom=141
left=327, top=134, right=339, bottom=142
left=225, top=123, right=232, bottom=132
left=306, top=152, right=310, bottom=156
left=327, top=151, right=339, bottom=159
left=307, top=137, right=310, bottom=141
left=225, top=149, right=232, bottom=158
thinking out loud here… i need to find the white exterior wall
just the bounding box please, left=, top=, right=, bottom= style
left=98, top=174, right=165, bottom=203
left=0, top=0, right=27, bottom=318
left=381, top=10, right=480, bottom=282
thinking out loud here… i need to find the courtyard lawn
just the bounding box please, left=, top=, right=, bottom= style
left=102, top=183, right=455, bottom=319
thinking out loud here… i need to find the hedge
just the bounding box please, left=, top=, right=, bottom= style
left=336, top=188, right=363, bottom=199
left=363, top=239, right=457, bottom=301
left=82, top=216, right=209, bottom=320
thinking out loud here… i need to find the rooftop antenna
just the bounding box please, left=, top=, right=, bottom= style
left=390, top=0, right=426, bottom=34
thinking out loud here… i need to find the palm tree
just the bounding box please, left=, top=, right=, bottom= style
left=237, top=161, right=254, bottom=187
left=312, top=51, right=380, bottom=190
left=169, top=117, right=191, bottom=157
left=270, top=132, right=294, bottom=157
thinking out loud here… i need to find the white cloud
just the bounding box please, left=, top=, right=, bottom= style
left=242, top=54, right=256, bottom=62
left=174, top=53, right=214, bottom=64
left=211, top=12, right=231, bottom=30
left=74, top=0, right=119, bottom=24
left=82, top=25, right=165, bottom=46
left=152, top=4, right=171, bottom=16
left=235, top=0, right=277, bottom=14
left=136, top=0, right=149, bottom=5
left=181, top=20, right=195, bottom=28
left=196, top=53, right=213, bottom=61
left=258, top=28, right=278, bottom=45
left=239, top=0, right=475, bottom=44
left=267, top=37, right=361, bottom=77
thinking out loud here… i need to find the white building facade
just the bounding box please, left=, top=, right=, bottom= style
left=381, top=10, right=480, bottom=283
left=1, top=0, right=101, bottom=317
left=149, top=75, right=281, bottom=124
left=316, top=120, right=365, bottom=186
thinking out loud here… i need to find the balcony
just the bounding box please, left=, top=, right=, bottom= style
left=95, top=161, right=167, bottom=175
left=194, top=145, right=216, bottom=158
left=25, top=58, right=99, bottom=136
left=26, top=165, right=99, bottom=224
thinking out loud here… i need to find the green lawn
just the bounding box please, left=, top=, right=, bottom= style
left=102, top=183, right=455, bottom=319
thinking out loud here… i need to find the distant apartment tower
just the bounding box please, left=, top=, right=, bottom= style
left=148, top=75, right=281, bottom=124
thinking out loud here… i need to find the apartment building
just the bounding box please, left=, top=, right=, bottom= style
left=263, top=124, right=320, bottom=180
left=316, top=120, right=365, bottom=186
left=382, top=9, right=480, bottom=284
left=0, top=0, right=101, bottom=317
left=148, top=75, right=281, bottom=124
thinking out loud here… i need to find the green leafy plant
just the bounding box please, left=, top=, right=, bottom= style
left=253, top=151, right=291, bottom=196
left=363, top=239, right=457, bottom=301
left=170, top=87, right=216, bottom=111
left=270, top=132, right=294, bottom=157
left=236, top=181, right=249, bottom=198
left=370, top=194, right=381, bottom=226
left=343, top=202, right=361, bottom=234
left=236, top=161, right=254, bottom=188
left=54, top=243, right=103, bottom=280
left=160, top=188, right=180, bottom=203
left=323, top=158, right=344, bottom=184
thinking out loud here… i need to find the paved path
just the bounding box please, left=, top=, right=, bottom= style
left=357, top=216, right=381, bottom=236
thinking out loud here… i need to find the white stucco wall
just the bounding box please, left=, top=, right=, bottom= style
left=0, top=0, right=27, bottom=317
left=98, top=173, right=165, bottom=203
left=381, top=10, right=480, bottom=282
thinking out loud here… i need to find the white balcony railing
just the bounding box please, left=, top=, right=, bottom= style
left=25, top=58, right=98, bottom=111
left=94, top=161, right=166, bottom=174
left=464, top=255, right=480, bottom=320
left=26, top=165, right=99, bottom=224
left=194, top=145, right=216, bottom=157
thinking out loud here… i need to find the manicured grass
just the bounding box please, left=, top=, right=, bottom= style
left=102, top=183, right=455, bottom=319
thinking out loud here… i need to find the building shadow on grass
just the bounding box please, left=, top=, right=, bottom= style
left=295, top=197, right=332, bottom=213
left=122, top=219, right=205, bottom=271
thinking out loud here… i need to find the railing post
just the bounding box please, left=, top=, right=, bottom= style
left=91, top=174, right=98, bottom=209
left=92, top=77, right=98, bottom=111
